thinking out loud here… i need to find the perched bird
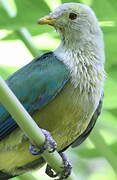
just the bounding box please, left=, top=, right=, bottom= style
left=0, top=3, right=105, bottom=180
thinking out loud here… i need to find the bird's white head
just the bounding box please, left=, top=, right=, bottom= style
left=38, top=3, right=102, bottom=44
left=38, top=3, right=105, bottom=94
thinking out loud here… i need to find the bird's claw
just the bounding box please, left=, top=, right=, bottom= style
left=59, top=152, right=72, bottom=179
left=45, top=152, right=72, bottom=180
left=29, top=129, right=57, bottom=155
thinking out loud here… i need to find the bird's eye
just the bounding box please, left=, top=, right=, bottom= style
left=69, top=13, right=77, bottom=20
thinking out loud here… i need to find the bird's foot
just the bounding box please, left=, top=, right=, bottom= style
left=45, top=152, right=72, bottom=180
left=29, top=129, right=57, bottom=155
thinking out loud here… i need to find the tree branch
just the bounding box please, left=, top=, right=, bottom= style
left=0, top=77, right=77, bottom=180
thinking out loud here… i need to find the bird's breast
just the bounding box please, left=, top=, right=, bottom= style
left=33, top=82, right=99, bottom=151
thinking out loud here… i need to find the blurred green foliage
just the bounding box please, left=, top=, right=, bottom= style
left=0, top=0, right=117, bottom=180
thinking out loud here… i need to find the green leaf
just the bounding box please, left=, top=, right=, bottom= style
left=0, top=65, right=18, bottom=79
left=0, top=0, right=50, bottom=30
left=91, top=0, right=117, bottom=21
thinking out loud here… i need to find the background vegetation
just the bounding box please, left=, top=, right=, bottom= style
left=0, top=0, right=117, bottom=180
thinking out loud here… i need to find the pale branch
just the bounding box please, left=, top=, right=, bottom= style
left=0, top=77, right=77, bottom=180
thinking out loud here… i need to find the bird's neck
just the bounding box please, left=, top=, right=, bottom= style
left=54, top=33, right=105, bottom=94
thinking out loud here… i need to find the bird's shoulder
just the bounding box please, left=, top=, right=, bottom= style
left=6, top=51, right=70, bottom=112
left=0, top=52, right=70, bottom=140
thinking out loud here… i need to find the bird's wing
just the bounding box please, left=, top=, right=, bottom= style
left=0, top=170, right=14, bottom=180
left=71, top=95, right=103, bottom=148
left=0, top=52, right=70, bottom=140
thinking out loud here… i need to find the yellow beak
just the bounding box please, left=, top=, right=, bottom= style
left=37, top=16, right=56, bottom=26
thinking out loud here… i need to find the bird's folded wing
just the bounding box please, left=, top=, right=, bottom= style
left=0, top=170, right=14, bottom=180
left=0, top=52, right=70, bottom=140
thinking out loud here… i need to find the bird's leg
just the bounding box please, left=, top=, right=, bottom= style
left=29, top=129, right=57, bottom=155
left=45, top=152, right=72, bottom=180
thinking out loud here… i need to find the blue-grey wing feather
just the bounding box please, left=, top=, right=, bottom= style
left=0, top=52, right=70, bottom=140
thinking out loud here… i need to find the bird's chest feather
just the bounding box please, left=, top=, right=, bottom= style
left=33, top=82, right=97, bottom=151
